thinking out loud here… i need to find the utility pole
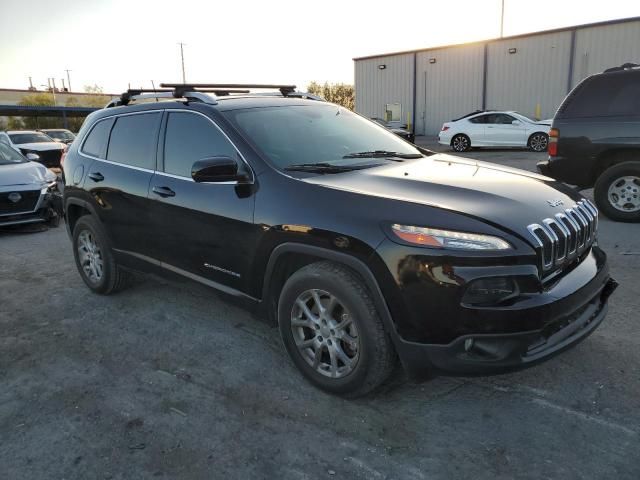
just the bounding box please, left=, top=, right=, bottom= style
left=61, top=78, right=67, bottom=91
left=65, top=69, right=72, bottom=92
left=500, top=0, right=505, bottom=37
left=178, top=42, right=186, bottom=83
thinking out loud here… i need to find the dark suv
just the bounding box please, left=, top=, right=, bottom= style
left=538, top=64, right=640, bottom=222
left=63, top=84, right=617, bottom=397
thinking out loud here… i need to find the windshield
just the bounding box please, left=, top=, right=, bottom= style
left=513, top=112, right=538, bottom=123
left=45, top=130, right=75, bottom=140
left=0, top=143, right=28, bottom=165
left=9, top=132, right=54, bottom=144
left=224, top=104, right=421, bottom=170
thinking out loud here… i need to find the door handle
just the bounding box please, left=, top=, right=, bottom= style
left=88, top=172, right=104, bottom=182
left=152, top=186, right=176, bottom=198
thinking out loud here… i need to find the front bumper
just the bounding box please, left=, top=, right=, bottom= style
left=376, top=244, right=617, bottom=378
left=0, top=189, right=62, bottom=227
left=397, top=277, right=617, bottom=377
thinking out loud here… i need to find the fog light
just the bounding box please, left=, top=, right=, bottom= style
left=462, top=277, right=519, bottom=306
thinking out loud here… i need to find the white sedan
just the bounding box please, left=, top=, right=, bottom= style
left=0, top=130, right=65, bottom=168
left=438, top=111, right=551, bottom=152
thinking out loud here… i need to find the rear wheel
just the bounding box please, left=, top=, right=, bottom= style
left=528, top=132, right=548, bottom=152
left=594, top=161, right=640, bottom=222
left=451, top=134, right=471, bottom=152
left=278, top=261, right=396, bottom=397
left=72, top=215, right=131, bottom=293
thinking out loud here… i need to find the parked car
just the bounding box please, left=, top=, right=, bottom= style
left=63, top=84, right=616, bottom=397
left=371, top=118, right=415, bottom=143
left=38, top=128, right=76, bottom=145
left=439, top=110, right=551, bottom=152
left=537, top=63, right=640, bottom=222
left=0, top=130, right=65, bottom=168
left=0, top=142, right=62, bottom=227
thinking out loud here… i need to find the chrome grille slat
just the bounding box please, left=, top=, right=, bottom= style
left=527, top=200, right=598, bottom=272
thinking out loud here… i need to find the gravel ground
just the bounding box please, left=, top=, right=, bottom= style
left=1, top=145, right=639, bottom=479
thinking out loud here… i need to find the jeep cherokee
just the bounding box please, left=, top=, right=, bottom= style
left=63, top=84, right=617, bottom=397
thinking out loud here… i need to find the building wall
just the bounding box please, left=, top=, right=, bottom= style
left=354, top=53, right=414, bottom=124
left=0, top=89, right=117, bottom=107
left=486, top=31, right=572, bottom=121
left=416, top=44, right=485, bottom=135
left=572, top=21, right=640, bottom=87
left=354, top=18, right=640, bottom=136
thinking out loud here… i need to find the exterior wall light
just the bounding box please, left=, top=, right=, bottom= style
left=378, top=64, right=387, bottom=70
left=508, top=48, right=517, bottom=54
left=429, top=58, right=437, bottom=64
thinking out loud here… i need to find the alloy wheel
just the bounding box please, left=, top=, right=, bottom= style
left=452, top=136, right=469, bottom=152
left=607, top=176, right=640, bottom=212
left=290, top=289, right=360, bottom=378
left=530, top=134, right=548, bottom=152
left=77, top=229, right=104, bottom=283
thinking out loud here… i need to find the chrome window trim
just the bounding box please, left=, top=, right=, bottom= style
left=160, top=109, right=255, bottom=184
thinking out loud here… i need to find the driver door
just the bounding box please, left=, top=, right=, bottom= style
left=147, top=110, right=257, bottom=293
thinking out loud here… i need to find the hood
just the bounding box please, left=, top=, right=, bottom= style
left=301, top=153, right=584, bottom=241
left=0, top=161, right=56, bottom=188
left=16, top=142, right=65, bottom=152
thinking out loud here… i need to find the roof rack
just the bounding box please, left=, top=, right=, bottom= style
left=105, top=83, right=321, bottom=109
left=603, top=62, right=640, bottom=73
left=160, top=83, right=297, bottom=96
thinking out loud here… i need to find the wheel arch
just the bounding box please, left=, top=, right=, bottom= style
left=593, top=148, right=640, bottom=185
left=64, top=197, right=97, bottom=236
left=261, top=243, right=398, bottom=338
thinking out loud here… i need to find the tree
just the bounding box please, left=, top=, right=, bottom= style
left=16, top=93, right=59, bottom=129
left=307, top=82, right=354, bottom=111
left=84, top=84, right=104, bottom=94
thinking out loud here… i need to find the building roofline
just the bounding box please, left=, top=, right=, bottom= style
left=353, top=15, right=640, bottom=61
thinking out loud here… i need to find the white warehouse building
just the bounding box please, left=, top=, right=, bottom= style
left=354, top=16, right=640, bottom=137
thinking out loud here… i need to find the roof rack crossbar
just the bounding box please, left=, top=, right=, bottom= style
left=160, top=83, right=297, bottom=96
left=106, top=89, right=219, bottom=108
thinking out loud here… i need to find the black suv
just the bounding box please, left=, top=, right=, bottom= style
left=63, top=84, right=617, bottom=396
left=538, top=63, right=640, bottom=222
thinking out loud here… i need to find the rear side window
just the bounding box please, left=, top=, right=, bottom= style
left=107, top=113, right=161, bottom=170
left=82, top=118, right=114, bottom=158
left=163, top=112, right=237, bottom=178
left=560, top=72, right=640, bottom=118
left=469, top=115, right=489, bottom=124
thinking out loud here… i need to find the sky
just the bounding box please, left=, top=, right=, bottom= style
left=0, top=0, right=638, bottom=94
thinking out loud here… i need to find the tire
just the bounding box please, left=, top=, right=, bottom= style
left=277, top=261, right=396, bottom=397
left=594, top=161, right=640, bottom=222
left=528, top=132, right=548, bottom=152
left=72, top=215, right=131, bottom=294
left=451, top=134, right=471, bottom=152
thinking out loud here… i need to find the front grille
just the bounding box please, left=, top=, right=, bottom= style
left=527, top=199, right=598, bottom=271
left=0, top=190, right=41, bottom=215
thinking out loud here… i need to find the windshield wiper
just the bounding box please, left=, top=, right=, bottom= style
left=284, top=162, right=376, bottom=174
left=342, top=150, right=423, bottom=160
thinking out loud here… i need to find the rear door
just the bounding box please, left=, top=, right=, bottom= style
left=146, top=110, right=256, bottom=293
left=81, top=111, right=161, bottom=255
left=484, top=113, right=527, bottom=146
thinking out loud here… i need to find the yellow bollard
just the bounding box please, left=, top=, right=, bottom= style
left=535, top=103, right=541, bottom=120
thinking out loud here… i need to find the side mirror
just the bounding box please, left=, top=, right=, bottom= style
left=26, top=153, right=40, bottom=161
left=511, top=120, right=521, bottom=125
left=191, top=156, right=247, bottom=183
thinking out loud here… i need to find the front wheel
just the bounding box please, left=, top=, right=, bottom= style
left=72, top=215, right=131, bottom=294
left=528, top=132, right=548, bottom=152
left=594, top=161, right=640, bottom=222
left=278, top=262, right=396, bottom=397
left=451, top=134, right=471, bottom=152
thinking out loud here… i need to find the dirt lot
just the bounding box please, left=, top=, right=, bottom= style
left=1, top=144, right=639, bottom=479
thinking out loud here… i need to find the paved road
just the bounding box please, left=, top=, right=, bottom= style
left=1, top=149, right=639, bottom=479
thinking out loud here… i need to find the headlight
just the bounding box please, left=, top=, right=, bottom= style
left=390, top=224, right=511, bottom=250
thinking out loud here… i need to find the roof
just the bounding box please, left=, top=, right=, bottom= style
left=353, top=16, right=640, bottom=61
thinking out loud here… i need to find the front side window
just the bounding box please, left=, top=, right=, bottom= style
left=81, top=118, right=114, bottom=159
left=492, top=114, right=516, bottom=124
left=107, top=113, right=161, bottom=170
left=0, top=143, right=27, bottom=165
left=224, top=104, right=421, bottom=170
left=163, top=112, right=237, bottom=178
